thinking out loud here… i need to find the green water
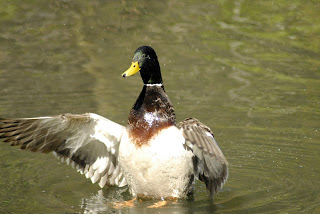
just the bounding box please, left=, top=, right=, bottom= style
left=0, top=0, right=319, bottom=213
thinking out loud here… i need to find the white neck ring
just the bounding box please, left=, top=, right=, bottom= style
left=144, top=83, right=163, bottom=87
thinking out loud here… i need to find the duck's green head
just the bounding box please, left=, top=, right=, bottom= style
left=122, top=46, right=162, bottom=84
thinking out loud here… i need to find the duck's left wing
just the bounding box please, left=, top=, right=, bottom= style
left=178, top=118, right=228, bottom=197
left=0, top=113, right=127, bottom=188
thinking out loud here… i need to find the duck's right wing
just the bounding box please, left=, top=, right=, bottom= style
left=0, top=113, right=127, bottom=188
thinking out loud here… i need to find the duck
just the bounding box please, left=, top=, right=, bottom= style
left=0, top=46, right=228, bottom=200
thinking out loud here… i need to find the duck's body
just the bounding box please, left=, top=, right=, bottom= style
left=119, top=126, right=194, bottom=198
left=0, top=46, right=228, bottom=199
left=120, top=84, right=194, bottom=198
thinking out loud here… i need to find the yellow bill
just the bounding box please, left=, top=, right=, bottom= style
left=122, top=61, right=140, bottom=77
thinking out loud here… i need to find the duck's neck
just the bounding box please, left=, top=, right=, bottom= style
left=140, top=64, right=163, bottom=84
left=127, top=85, right=176, bottom=147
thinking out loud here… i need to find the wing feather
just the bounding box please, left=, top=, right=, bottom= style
left=178, top=117, right=228, bottom=197
left=0, top=113, right=127, bottom=188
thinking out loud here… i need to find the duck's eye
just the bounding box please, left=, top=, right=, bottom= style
left=133, top=65, right=136, bottom=67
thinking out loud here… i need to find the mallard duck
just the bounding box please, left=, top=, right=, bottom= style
left=0, top=46, right=228, bottom=199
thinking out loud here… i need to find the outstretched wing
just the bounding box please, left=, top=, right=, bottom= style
left=0, top=113, right=127, bottom=188
left=178, top=118, right=228, bottom=197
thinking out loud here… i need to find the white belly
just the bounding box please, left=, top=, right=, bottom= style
left=119, top=126, right=194, bottom=198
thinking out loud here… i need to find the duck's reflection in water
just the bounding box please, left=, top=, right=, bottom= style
left=80, top=188, right=196, bottom=214
left=80, top=188, right=127, bottom=214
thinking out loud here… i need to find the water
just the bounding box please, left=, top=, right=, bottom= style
left=0, top=0, right=319, bottom=213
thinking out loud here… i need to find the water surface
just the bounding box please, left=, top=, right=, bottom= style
left=0, top=0, right=319, bottom=213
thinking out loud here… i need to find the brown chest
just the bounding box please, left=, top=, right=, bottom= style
left=127, top=85, right=176, bottom=147
left=127, top=111, right=175, bottom=147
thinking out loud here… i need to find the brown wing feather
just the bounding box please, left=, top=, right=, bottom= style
left=178, top=117, right=228, bottom=197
